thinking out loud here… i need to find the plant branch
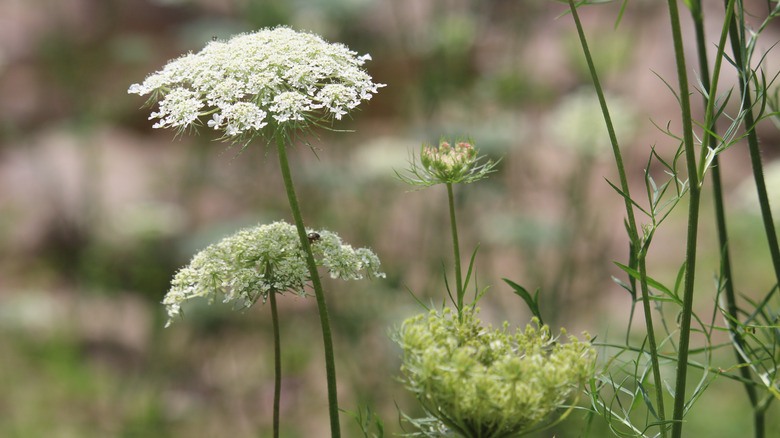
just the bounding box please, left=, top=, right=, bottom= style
left=275, top=131, right=341, bottom=438
left=446, top=183, right=465, bottom=316
left=691, top=1, right=762, bottom=432
left=269, top=286, right=282, bottom=438
left=725, top=0, right=780, bottom=298
left=665, top=1, right=702, bottom=437
left=567, top=1, right=667, bottom=436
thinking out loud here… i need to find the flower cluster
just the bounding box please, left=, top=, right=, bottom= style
left=395, top=307, right=595, bottom=438
left=163, top=221, right=384, bottom=327
left=128, top=26, right=385, bottom=142
left=396, top=138, right=500, bottom=187
left=421, top=140, right=477, bottom=178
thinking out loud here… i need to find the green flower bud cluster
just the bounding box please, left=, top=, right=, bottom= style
left=163, top=221, right=384, bottom=327
left=396, top=138, right=500, bottom=187
left=395, top=307, right=596, bottom=438
left=421, top=140, right=477, bottom=181
left=128, top=26, right=385, bottom=143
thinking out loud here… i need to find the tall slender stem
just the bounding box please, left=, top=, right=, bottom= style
left=724, top=1, right=780, bottom=296
left=690, top=2, right=762, bottom=435
left=269, top=287, right=282, bottom=438
left=665, top=1, right=702, bottom=437
left=723, top=6, right=779, bottom=435
left=567, top=2, right=667, bottom=436
left=446, top=182, right=464, bottom=315
left=754, top=410, right=765, bottom=438
left=275, top=131, right=341, bottom=438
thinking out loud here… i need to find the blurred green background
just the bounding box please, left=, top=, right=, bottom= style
left=1, top=0, right=780, bottom=437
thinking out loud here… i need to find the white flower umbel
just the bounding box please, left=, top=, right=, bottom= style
left=128, top=26, right=385, bottom=143
left=163, top=221, right=384, bottom=327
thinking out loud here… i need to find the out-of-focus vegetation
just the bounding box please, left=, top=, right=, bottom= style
left=1, top=0, right=779, bottom=437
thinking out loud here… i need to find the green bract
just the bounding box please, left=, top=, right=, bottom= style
left=396, top=139, right=500, bottom=187
left=128, top=26, right=385, bottom=143
left=163, top=221, right=384, bottom=327
left=395, top=307, right=596, bottom=438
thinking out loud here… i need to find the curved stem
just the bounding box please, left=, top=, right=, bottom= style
left=567, top=2, right=667, bottom=436
left=275, top=131, right=341, bottom=438
left=446, top=183, right=464, bottom=316
left=269, top=288, right=281, bottom=438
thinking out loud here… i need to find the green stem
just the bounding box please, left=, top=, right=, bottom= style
left=446, top=182, right=464, bottom=316
left=275, top=131, right=341, bottom=438
left=755, top=409, right=765, bottom=438
left=269, top=287, right=281, bottom=438
left=567, top=2, right=667, bottom=436
left=724, top=7, right=779, bottom=436
left=725, top=1, right=780, bottom=296
left=713, top=156, right=760, bottom=410
left=666, top=1, right=702, bottom=437
left=691, top=0, right=761, bottom=431
left=749, top=118, right=780, bottom=277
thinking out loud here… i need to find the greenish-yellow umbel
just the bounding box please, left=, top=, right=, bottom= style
left=395, top=307, right=595, bottom=438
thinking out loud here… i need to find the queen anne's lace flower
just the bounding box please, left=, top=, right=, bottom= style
left=395, top=307, right=596, bottom=437
left=396, top=138, right=500, bottom=187
left=421, top=141, right=477, bottom=179
left=128, top=26, right=385, bottom=142
left=163, top=221, right=384, bottom=327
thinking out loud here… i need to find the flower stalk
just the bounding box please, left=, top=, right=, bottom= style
left=269, top=281, right=282, bottom=438
left=725, top=1, right=780, bottom=299
left=567, top=1, right=668, bottom=435
left=274, top=130, right=342, bottom=437
left=396, top=139, right=499, bottom=316
left=665, top=1, right=702, bottom=437
left=446, top=182, right=464, bottom=314
left=722, top=4, right=779, bottom=436
left=688, top=1, right=765, bottom=436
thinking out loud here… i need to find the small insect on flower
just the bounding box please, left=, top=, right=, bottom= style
left=307, top=232, right=321, bottom=244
